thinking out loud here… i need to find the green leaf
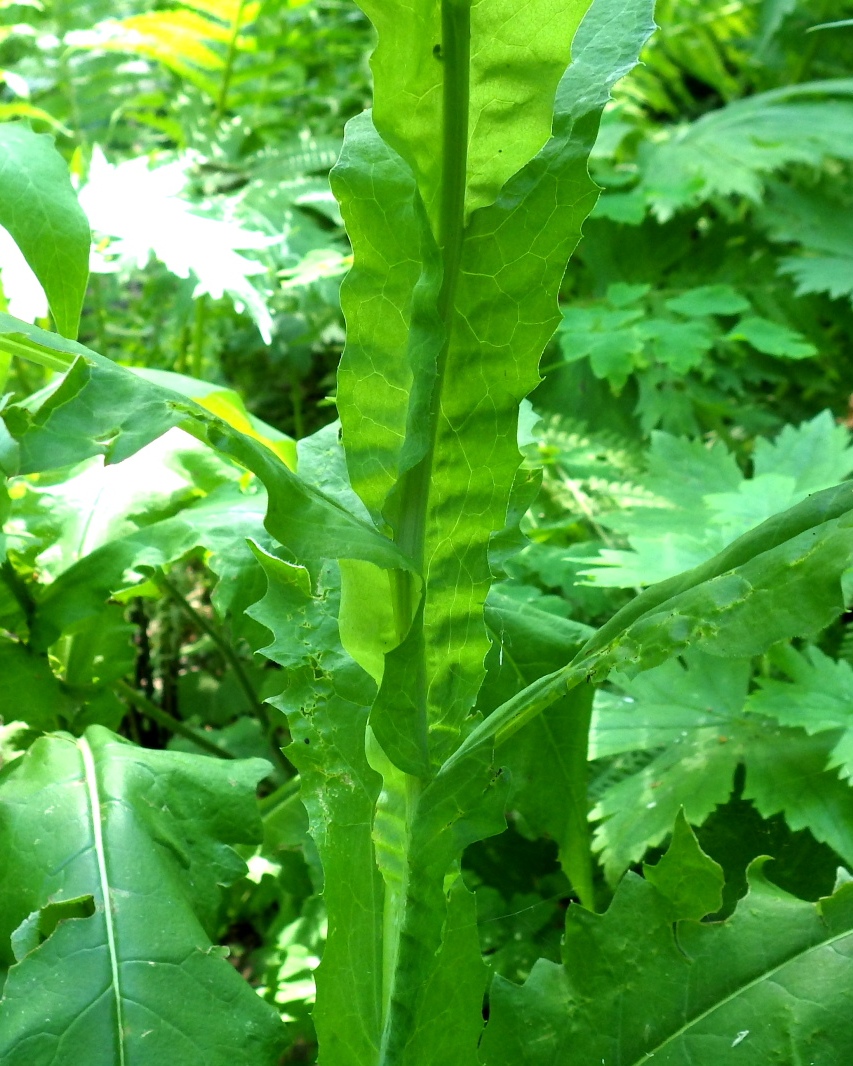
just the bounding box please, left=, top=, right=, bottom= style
left=0, top=124, right=90, bottom=338
left=359, top=0, right=591, bottom=227
left=744, top=726, right=853, bottom=871
left=638, top=81, right=853, bottom=220
left=760, top=185, right=853, bottom=303
left=0, top=726, right=285, bottom=1064
left=481, top=842, right=853, bottom=1064
left=28, top=483, right=270, bottom=650
left=334, top=0, right=656, bottom=770
left=663, top=284, right=749, bottom=316
left=748, top=645, right=853, bottom=780
left=0, top=314, right=412, bottom=581
left=480, top=590, right=596, bottom=903
left=589, top=650, right=751, bottom=881
left=454, top=479, right=853, bottom=767
left=643, top=811, right=724, bottom=920
left=247, top=548, right=385, bottom=1066
left=726, top=315, right=817, bottom=359
left=0, top=637, right=74, bottom=732
left=585, top=412, right=853, bottom=588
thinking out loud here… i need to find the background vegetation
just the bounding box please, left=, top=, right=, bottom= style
left=2, top=0, right=853, bottom=1058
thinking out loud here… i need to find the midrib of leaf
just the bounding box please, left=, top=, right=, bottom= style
left=631, top=921, right=853, bottom=1063
left=79, top=736, right=125, bottom=1066
left=377, top=2, right=471, bottom=1059
left=393, top=0, right=470, bottom=576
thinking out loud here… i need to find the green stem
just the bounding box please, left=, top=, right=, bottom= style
left=0, top=335, right=74, bottom=373
left=258, top=773, right=301, bottom=816
left=191, top=294, right=208, bottom=380
left=215, top=0, right=249, bottom=119
left=377, top=4, right=471, bottom=1063
left=393, top=0, right=471, bottom=576
left=154, top=573, right=292, bottom=776
left=115, top=679, right=234, bottom=759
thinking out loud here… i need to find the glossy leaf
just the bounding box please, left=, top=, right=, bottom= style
left=0, top=726, right=285, bottom=1064
left=0, top=125, right=90, bottom=338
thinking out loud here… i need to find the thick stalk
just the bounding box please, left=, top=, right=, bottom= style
left=377, top=3, right=471, bottom=1062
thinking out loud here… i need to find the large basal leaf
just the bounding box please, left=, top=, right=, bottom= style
left=0, top=124, right=91, bottom=338
left=481, top=817, right=853, bottom=1065
left=0, top=726, right=285, bottom=1064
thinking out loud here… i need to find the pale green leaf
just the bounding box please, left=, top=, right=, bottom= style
left=585, top=412, right=853, bottom=588
left=358, top=0, right=591, bottom=226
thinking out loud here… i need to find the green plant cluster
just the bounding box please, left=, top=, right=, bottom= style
left=1, top=0, right=853, bottom=1063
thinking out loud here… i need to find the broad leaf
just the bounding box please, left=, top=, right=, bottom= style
left=0, top=313, right=412, bottom=579
left=456, top=479, right=853, bottom=763
left=481, top=819, right=853, bottom=1065
left=0, top=124, right=90, bottom=338
left=0, top=726, right=285, bottom=1064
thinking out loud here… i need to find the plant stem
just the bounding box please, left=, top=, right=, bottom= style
left=191, top=294, right=208, bottom=380
left=258, top=773, right=301, bottom=816
left=215, top=0, right=249, bottom=119
left=154, top=573, right=292, bottom=775
left=115, top=679, right=234, bottom=759
left=377, top=4, right=471, bottom=1062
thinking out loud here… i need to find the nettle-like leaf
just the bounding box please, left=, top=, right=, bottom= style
left=589, top=649, right=853, bottom=881
left=481, top=816, right=853, bottom=1065
left=760, top=183, right=853, bottom=304
left=0, top=726, right=285, bottom=1064
left=0, top=123, right=90, bottom=338
left=583, top=411, right=853, bottom=588
left=749, top=644, right=853, bottom=782
left=556, top=281, right=816, bottom=432
left=637, top=80, right=853, bottom=221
